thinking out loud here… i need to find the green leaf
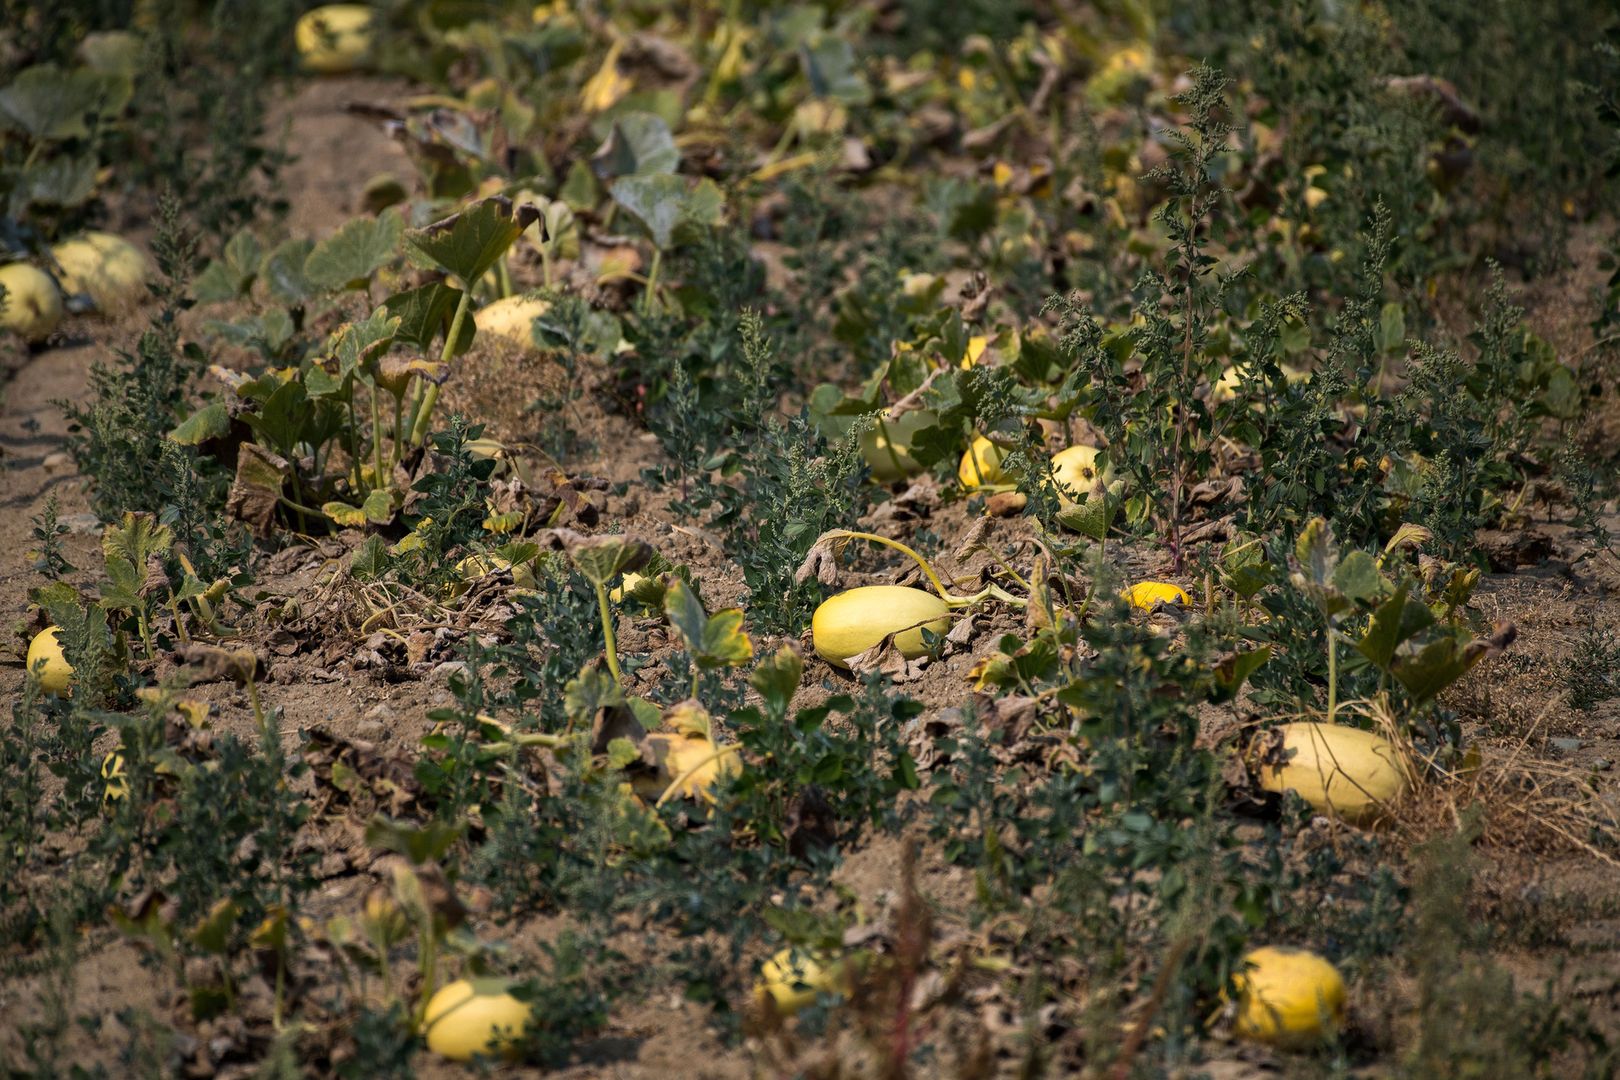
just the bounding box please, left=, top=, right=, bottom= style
left=1293, top=516, right=1335, bottom=591
left=1055, top=489, right=1118, bottom=541
left=564, top=666, right=624, bottom=727
left=663, top=577, right=754, bottom=671
left=193, top=229, right=263, bottom=302
left=364, top=815, right=460, bottom=865
left=169, top=402, right=231, bottom=446
left=329, top=308, right=401, bottom=381
left=698, top=608, right=753, bottom=669
left=1331, top=550, right=1385, bottom=606
left=103, top=511, right=173, bottom=567
left=800, top=36, right=869, bottom=105
left=1392, top=635, right=1479, bottom=704
left=1355, top=583, right=1436, bottom=671
left=17, top=153, right=97, bottom=209
left=241, top=380, right=310, bottom=456
left=605, top=737, right=641, bottom=771
left=262, top=238, right=316, bottom=304
left=304, top=208, right=403, bottom=291
left=189, top=898, right=241, bottom=956
left=1377, top=301, right=1406, bottom=354
left=362, top=488, right=395, bottom=524
left=563, top=534, right=654, bottom=588
left=610, top=174, right=724, bottom=250
left=589, top=112, right=679, bottom=180
left=350, top=535, right=391, bottom=580
left=100, top=555, right=144, bottom=612
left=627, top=696, right=662, bottom=731
left=403, top=196, right=538, bottom=285
left=559, top=159, right=601, bottom=210
left=663, top=576, right=710, bottom=654
left=380, top=282, right=475, bottom=355
left=0, top=64, right=132, bottom=141
left=749, top=644, right=804, bottom=719
left=1212, top=646, right=1270, bottom=703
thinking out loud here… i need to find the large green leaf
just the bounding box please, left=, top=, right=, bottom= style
left=663, top=577, right=754, bottom=671
left=103, top=511, right=173, bottom=567
left=100, top=555, right=145, bottom=613
left=1212, top=645, right=1271, bottom=703
left=193, top=229, right=263, bottom=302
left=304, top=208, right=403, bottom=291
left=17, top=153, right=97, bottom=209
left=241, top=380, right=310, bottom=456
left=800, top=36, right=870, bottom=105
left=1331, top=550, right=1384, bottom=606
left=589, top=112, right=679, bottom=180
left=1355, top=583, right=1435, bottom=671
left=749, top=643, right=804, bottom=719
left=403, top=196, right=539, bottom=285
left=0, top=64, right=132, bottom=141
left=349, top=535, right=392, bottom=580
left=564, top=534, right=654, bottom=587
left=1055, top=487, right=1119, bottom=542
left=262, top=237, right=316, bottom=304
left=610, top=174, right=724, bottom=250
left=565, top=666, right=625, bottom=727
left=169, top=402, right=231, bottom=446
left=1392, top=635, right=1479, bottom=704
left=326, top=308, right=401, bottom=385
left=380, top=282, right=475, bottom=355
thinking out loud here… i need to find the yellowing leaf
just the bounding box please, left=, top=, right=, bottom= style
left=581, top=39, right=630, bottom=113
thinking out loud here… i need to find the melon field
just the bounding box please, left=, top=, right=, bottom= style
left=4, top=2, right=1620, bottom=1076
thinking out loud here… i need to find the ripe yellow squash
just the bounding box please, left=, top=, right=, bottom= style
left=0, top=264, right=63, bottom=343
left=1230, top=946, right=1346, bottom=1046
left=294, top=5, right=373, bottom=73
left=859, top=409, right=935, bottom=482
left=1254, top=722, right=1408, bottom=824
left=477, top=295, right=550, bottom=348
left=1050, top=444, right=1110, bottom=510
left=756, top=948, right=845, bottom=1015
left=26, top=627, right=73, bottom=695
left=422, top=978, right=532, bottom=1061
left=1122, top=581, right=1190, bottom=610
left=811, top=586, right=949, bottom=669
left=51, top=232, right=148, bottom=312
left=958, top=434, right=1012, bottom=489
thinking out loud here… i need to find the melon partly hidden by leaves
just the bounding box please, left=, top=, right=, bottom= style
left=422, top=978, right=532, bottom=1062
left=0, top=263, right=63, bottom=343
left=958, top=434, right=1012, bottom=490
left=1230, top=945, right=1346, bottom=1047
left=478, top=295, right=550, bottom=348
left=1050, top=444, right=1110, bottom=510
left=51, top=231, right=148, bottom=312
left=632, top=731, right=742, bottom=804
left=812, top=585, right=949, bottom=669
left=26, top=627, right=73, bottom=695
left=1253, top=721, right=1408, bottom=824
left=756, top=947, right=846, bottom=1015
left=859, top=408, right=935, bottom=482
left=294, top=5, right=373, bottom=74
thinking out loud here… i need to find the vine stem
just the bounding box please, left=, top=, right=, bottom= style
left=1325, top=626, right=1338, bottom=724
left=410, top=283, right=473, bottom=446
left=593, top=581, right=624, bottom=687
left=368, top=382, right=385, bottom=490
left=825, top=529, right=1027, bottom=607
